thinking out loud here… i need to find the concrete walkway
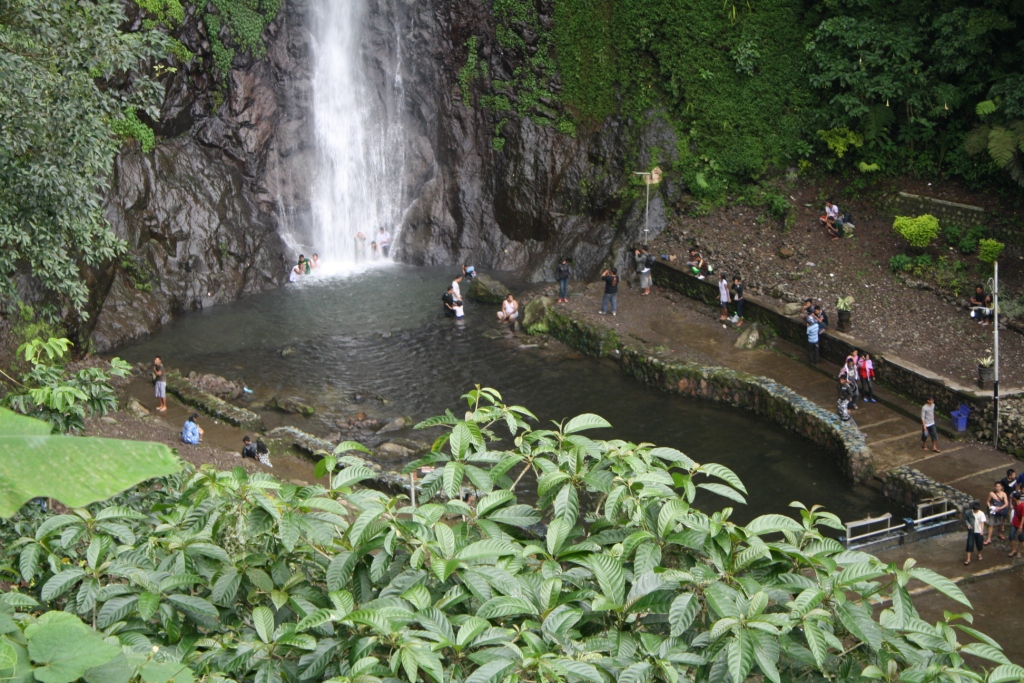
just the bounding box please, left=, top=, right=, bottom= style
left=562, top=283, right=1016, bottom=506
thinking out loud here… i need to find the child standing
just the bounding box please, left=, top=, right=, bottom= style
left=730, top=276, right=745, bottom=327
left=859, top=353, right=877, bottom=402
left=718, top=274, right=730, bottom=322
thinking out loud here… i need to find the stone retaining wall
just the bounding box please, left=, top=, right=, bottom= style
left=888, top=192, right=1022, bottom=248
left=882, top=465, right=976, bottom=512
left=651, top=261, right=1020, bottom=437
left=166, top=374, right=264, bottom=432
left=544, top=309, right=874, bottom=482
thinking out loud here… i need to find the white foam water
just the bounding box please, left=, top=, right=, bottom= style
left=307, top=0, right=406, bottom=270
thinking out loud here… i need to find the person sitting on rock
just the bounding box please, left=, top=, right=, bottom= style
left=242, top=435, right=258, bottom=460
left=462, top=264, right=476, bottom=279
left=497, top=293, right=519, bottom=324
left=256, top=438, right=273, bottom=468
left=289, top=260, right=303, bottom=283
left=182, top=413, right=203, bottom=445
left=821, top=201, right=841, bottom=239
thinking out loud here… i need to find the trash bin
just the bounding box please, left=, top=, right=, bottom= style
left=949, top=403, right=971, bottom=432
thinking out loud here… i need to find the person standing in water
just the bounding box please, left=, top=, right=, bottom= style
left=370, top=241, right=379, bottom=260
left=354, top=232, right=367, bottom=261
left=289, top=259, right=302, bottom=282
left=378, top=227, right=392, bottom=257
left=442, top=285, right=457, bottom=318
left=452, top=274, right=464, bottom=303
left=153, top=356, right=167, bottom=412
left=310, top=254, right=321, bottom=271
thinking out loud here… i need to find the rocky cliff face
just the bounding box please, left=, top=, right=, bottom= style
left=93, top=0, right=679, bottom=350
left=91, top=0, right=315, bottom=352
left=387, top=0, right=682, bottom=281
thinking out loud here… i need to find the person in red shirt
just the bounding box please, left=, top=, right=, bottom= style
left=1009, top=491, right=1024, bottom=558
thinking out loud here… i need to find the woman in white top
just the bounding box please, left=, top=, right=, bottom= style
left=288, top=263, right=302, bottom=283
left=497, top=294, right=519, bottom=322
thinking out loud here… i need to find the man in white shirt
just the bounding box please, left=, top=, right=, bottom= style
left=921, top=397, right=939, bottom=452
left=718, top=273, right=731, bottom=322
left=451, top=275, right=463, bottom=303
left=378, top=227, right=392, bottom=257
left=966, top=500, right=986, bottom=564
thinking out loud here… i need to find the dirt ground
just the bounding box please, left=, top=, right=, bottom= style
left=647, top=177, right=1024, bottom=387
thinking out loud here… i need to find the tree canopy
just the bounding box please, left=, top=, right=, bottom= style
left=0, top=0, right=166, bottom=318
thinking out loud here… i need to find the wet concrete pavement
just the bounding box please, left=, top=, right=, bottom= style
left=563, top=283, right=1016, bottom=505
left=562, top=282, right=1024, bottom=662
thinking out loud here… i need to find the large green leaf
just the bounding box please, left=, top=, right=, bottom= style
left=25, top=612, right=120, bottom=683
left=588, top=554, right=625, bottom=606
left=0, top=409, right=181, bottom=517
left=563, top=413, right=612, bottom=434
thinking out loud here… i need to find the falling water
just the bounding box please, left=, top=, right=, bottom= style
left=308, top=0, right=405, bottom=268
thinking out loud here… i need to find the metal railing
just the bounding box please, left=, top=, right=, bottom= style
left=915, top=497, right=958, bottom=530
left=844, top=512, right=905, bottom=548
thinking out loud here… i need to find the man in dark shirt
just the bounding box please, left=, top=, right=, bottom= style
left=242, top=436, right=258, bottom=460
left=999, top=469, right=1018, bottom=496
left=442, top=286, right=457, bottom=318
left=969, top=285, right=993, bottom=325
left=599, top=267, right=618, bottom=316
left=731, top=276, right=745, bottom=327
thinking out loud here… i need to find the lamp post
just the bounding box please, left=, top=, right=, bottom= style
left=992, top=261, right=1000, bottom=447
left=632, top=167, right=662, bottom=245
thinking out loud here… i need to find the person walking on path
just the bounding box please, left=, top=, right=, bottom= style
left=635, top=246, right=654, bottom=296
left=806, top=317, right=820, bottom=364
left=965, top=501, right=986, bottom=565
left=556, top=258, right=571, bottom=303
left=730, top=276, right=745, bottom=327
left=1008, top=492, right=1024, bottom=557
left=599, top=268, right=619, bottom=316
left=921, top=397, right=940, bottom=452
left=858, top=353, right=877, bottom=402
left=718, top=273, right=730, bottom=322
left=985, top=482, right=1010, bottom=545
left=153, top=356, right=167, bottom=413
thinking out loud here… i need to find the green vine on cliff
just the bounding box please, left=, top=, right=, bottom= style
left=202, top=0, right=282, bottom=76
left=110, top=109, right=157, bottom=153
left=458, top=36, right=480, bottom=106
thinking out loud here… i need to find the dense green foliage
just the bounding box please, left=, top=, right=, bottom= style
left=203, top=0, right=283, bottom=76
left=466, top=0, right=1024, bottom=194
left=3, top=387, right=1022, bottom=683
left=0, top=407, right=180, bottom=517
left=1, top=338, right=129, bottom=434
left=893, top=215, right=941, bottom=248
left=0, top=0, right=168, bottom=317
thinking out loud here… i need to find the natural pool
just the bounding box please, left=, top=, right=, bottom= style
left=117, top=264, right=894, bottom=523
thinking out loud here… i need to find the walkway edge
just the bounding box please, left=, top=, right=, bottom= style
left=541, top=307, right=875, bottom=483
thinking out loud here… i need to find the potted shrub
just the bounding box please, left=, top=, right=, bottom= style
left=978, top=352, right=995, bottom=386
left=836, top=296, right=854, bottom=331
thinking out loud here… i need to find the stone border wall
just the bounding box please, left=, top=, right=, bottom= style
left=889, top=192, right=1023, bottom=248
left=882, top=465, right=976, bottom=512
left=166, top=374, right=264, bottom=432
left=544, top=309, right=874, bottom=482
left=651, top=261, right=1021, bottom=433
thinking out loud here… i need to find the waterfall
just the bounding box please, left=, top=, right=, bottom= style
left=308, top=0, right=405, bottom=270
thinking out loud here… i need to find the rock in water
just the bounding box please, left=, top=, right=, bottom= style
left=522, top=296, right=553, bottom=333
left=267, top=396, right=316, bottom=416
left=376, top=442, right=414, bottom=459
left=376, top=417, right=408, bottom=434
left=466, top=274, right=510, bottom=304
left=127, top=399, right=151, bottom=418
left=734, top=323, right=762, bottom=349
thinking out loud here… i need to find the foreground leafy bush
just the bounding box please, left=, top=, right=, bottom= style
left=893, top=215, right=941, bottom=248
left=2, top=388, right=1020, bottom=683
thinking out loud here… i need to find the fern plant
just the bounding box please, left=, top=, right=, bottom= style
left=966, top=101, right=1024, bottom=185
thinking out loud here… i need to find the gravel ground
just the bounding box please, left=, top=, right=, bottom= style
left=646, top=178, right=1024, bottom=387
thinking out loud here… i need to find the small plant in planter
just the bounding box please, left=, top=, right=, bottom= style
left=978, top=351, right=995, bottom=386
left=836, top=295, right=854, bottom=331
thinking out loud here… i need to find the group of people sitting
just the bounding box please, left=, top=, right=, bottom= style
left=288, top=253, right=320, bottom=282
left=181, top=413, right=273, bottom=467
left=819, top=201, right=854, bottom=239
